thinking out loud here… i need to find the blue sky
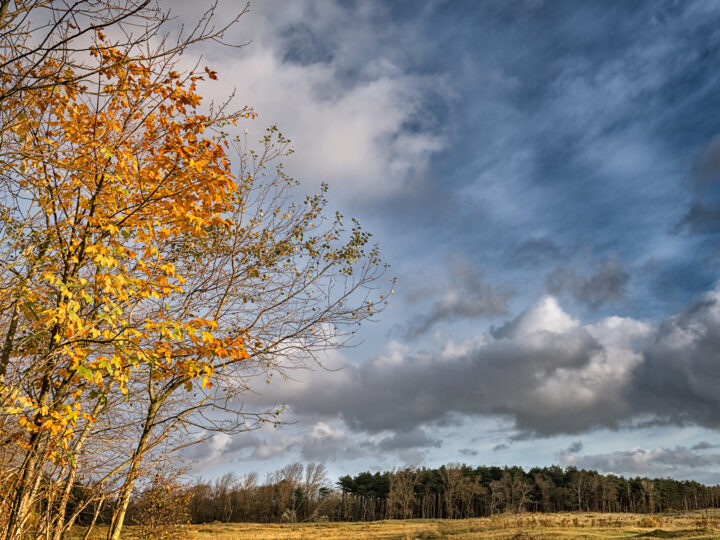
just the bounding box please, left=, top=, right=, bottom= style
left=177, top=0, right=720, bottom=484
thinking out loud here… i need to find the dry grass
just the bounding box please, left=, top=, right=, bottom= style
left=70, top=509, right=720, bottom=539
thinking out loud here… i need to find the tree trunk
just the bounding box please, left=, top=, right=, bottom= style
left=6, top=434, right=45, bottom=540
left=82, top=497, right=106, bottom=540
left=52, top=400, right=103, bottom=540
left=106, top=398, right=161, bottom=540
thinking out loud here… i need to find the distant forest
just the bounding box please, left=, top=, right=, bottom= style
left=121, top=462, right=720, bottom=525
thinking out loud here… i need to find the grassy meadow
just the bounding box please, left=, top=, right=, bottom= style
left=71, top=509, right=720, bottom=539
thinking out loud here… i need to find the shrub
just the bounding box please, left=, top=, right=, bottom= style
left=637, top=516, right=659, bottom=528
left=130, top=476, right=191, bottom=539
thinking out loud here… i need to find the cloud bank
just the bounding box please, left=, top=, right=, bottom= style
left=561, top=446, right=720, bottom=481
left=251, top=285, right=720, bottom=443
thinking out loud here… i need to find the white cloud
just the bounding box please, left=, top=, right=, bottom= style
left=498, top=295, right=579, bottom=338
left=171, top=0, right=448, bottom=201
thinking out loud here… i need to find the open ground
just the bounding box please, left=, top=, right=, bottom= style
left=71, top=509, right=720, bottom=539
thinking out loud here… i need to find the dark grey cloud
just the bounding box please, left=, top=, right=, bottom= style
left=546, top=259, right=630, bottom=309
left=676, top=136, right=720, bottom=235
left=676, top=203, right=720, bottom=235
left=377, top=427, right=441, bottom=451
left=692, top=441, right=715, bottom=451
left=492, top=444, right=509, bottom=452
left=226, top=433, right=263, bottom=454
left=460, top=448, right=480, bottom=457
left=629, top=288, right=720, bottom=428
left=404, top=259, right=511, bottom=336
left=179, top=437, right=219, bottom=462
left=559, top=441, right=583, bottom=455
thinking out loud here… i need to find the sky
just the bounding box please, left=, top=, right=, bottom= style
left=172, top=0, right=720, bottom=485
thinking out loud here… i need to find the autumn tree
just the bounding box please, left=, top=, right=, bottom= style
left=0, top=2, right=389, bottom=539
left=457, top=472, right=484, bottom=518
left=440, top=464, right=463, bottom=518
left=533, top=473, right=553, bottom=512
left=302, top=463, right=329, bottom=520
left=387, top=467, right=417, bottom=519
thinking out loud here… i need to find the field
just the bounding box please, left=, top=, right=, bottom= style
left=72, top=510, right=720, bottom=539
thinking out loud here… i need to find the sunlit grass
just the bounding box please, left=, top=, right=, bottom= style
left=70, top=509, right=720, bottom=539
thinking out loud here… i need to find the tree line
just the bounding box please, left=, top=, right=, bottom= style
left=334, top=464, right=720, bottom=520
left=114, top=462, right=720, bottom=526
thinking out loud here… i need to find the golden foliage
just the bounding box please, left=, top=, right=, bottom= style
left=0, top=31, right=254, bottom=460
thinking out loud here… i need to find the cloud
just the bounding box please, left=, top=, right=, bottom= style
left=676, top=203, right=720, bottom=235
left=192, top=419, right=442, bottom=466
left=560, top=446, right=720, bottom=481
left=249, top=430, right=300, bottom=461
left=546, top=259, right=630, bottom=309
left=559, top=440, right=584, bottom=455
left=298, top=423, right=440, bottom=462
left=377, top=427, right=441, bottom=451
left=181, top=431, right=264, bottom=468
left=172, top=0, right=449, bottom=203
left=492, top=295, right=579, bottom=338
left=405, top=258, right=511, bottom=336
left=200, top=283, right=720, bottom=463
left=492, top=444, right=509, bottom=452
left=460, top=448, right=480, bottom=456
left=298, top=422, right=360, bottom=462
left=629, top=287, right=720, bottom=428
left=692, top=441, right=715, bottom=451
left=676, top=136, right=720, bottom=234
left=271, top=295, right=651, bottom=437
